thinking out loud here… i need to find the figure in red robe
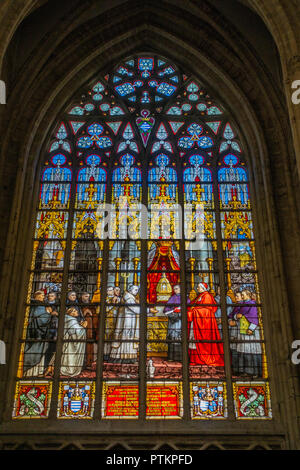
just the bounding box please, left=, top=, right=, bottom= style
left=188, top=282, right=224, bottom=366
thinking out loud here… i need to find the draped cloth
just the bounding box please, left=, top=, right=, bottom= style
left=147, top=242, right=180, bottom=303
left=188, top=291, right=224, bottom=366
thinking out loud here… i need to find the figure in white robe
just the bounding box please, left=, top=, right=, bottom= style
left=104, top=287, right=118, bottom=361
left=110, top=285, right=140, bottom=363
left=61, top=307, right=87, bottom=377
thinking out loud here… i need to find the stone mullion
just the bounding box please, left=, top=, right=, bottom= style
left=176, top=149, right=190, bottom=421
left=48, top=163, right=78, bottom=420
left=139, top=138, right=148, bottom=421
left=212, top=155, right=235, bottom=420
left=94, top=155, right=114, bottom=420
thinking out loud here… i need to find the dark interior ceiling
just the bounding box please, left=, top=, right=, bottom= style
left=5, top=0, right=281, bottom=87
left=207, top=0, right=280, bottom=80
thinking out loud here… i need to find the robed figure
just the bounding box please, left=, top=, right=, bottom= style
left=229, top=289, right=262, bottom=377
left=44, top=291, right=59, bottom=377
left=228, top=290, right=243, bottom=374
left=103, top=286, right=120, bottom=361
left=24, top=290, right=57, bottom=377
left=188, top=283, right=224, bottom=366
left=80, top=292, right=98, bottom=370
left=61, top=307, right=87, bottom=377
left=110, top=285, right=140, bottom=364
left=164, top=285, right=191, bottom=361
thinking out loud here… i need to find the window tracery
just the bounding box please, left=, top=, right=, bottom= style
left=13, top=55, right=272, bottom=421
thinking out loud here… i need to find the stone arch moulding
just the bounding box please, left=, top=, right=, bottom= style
left=0, top=0, right=299, bottom=182
left=0, top=16, right=299, bottom=451
left=0, top=0, right=299, bottom=65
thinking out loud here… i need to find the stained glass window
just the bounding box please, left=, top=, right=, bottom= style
left=13, top=55, right=272, bottom=421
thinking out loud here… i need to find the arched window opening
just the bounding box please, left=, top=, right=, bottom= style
left=13, top=55, right=272, bottom=421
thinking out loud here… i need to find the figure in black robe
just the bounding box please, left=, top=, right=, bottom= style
left=164, top=285, right=190, bottom=361
left=44, top=291, right=59, bottom=376
left=23, top=291, right=53, bottom=376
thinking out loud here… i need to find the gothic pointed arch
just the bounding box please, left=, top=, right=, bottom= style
left=11, top=54, right=272, bottom=423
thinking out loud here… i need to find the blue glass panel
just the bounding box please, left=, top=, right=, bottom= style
left=93, top=94, right=103, bottom=101
left=42, top=165, right=71, bottom=183
left=182, top=104, right=192, bottom=112
left=187, top=123, right=203, bottom=137
left=84, top=103, right=95, bottom=112
left=69, top=106, right=84, bottom=115
left=95, top=137, right=113, bottom=149
left=220, top=142, right=229, bottom=153
left=141, top=92, right=150, bottom=103
left=187, top=82, right=199, bottom=93
left=208, top=106, right=222, bottom=115
left=167, top=106, right=181, bottom=115
left=86, top=155, right=101, bottom=167
left=183, top=166, right=212, bottom=183
left=223, top=124, right=235, bottom=140
left=156, top=82, right=176, bottom=96
left=93, top=82, right=105, bottom=93
left=115, top=83, right=135, bottom=96
left=156, top=124, right=168, bottom=140
left=62, top=142, right=71, bottom=153
left=56, top=124, right=67, bottom=140
left=110, top=106, right=125, bottom=116
left=158, top=66, right=175, bottom=76
left=218, top=161, right=248, bottom=184
left=116, top=66, right=133, bottom=76
left=76, top=183, right=106, bottom=204
left=197, top=103, right=207, bottom=112
left=50, top=142, right=60, bottom=152
left=231, top=141, right=242, bottom=152
left=178, top=137, right=194, bottom=149
left=87, top=123, right=104, bottom=136
left=219, top=182, right=249, bottom=205
left=189, top=155, right=205, bottom=167
left=197, top=136, right=214, bottom=149
left=112, top=154, right=141, bottom=182
left=77, top=136, right=93, bottom=148
left=100, top=103, right=110, bottom=112
left=123, top=124, right=134, bottom=140
left=51, top=154, right=67, bottom=166
left=223, top=154, right=239, bottom=166
left=138, top=58, right=154, bottom=78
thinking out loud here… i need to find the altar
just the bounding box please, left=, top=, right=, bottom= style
left=147, top=264, right=179, bottom=358
left=147, top=313, right=168, bottom=358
